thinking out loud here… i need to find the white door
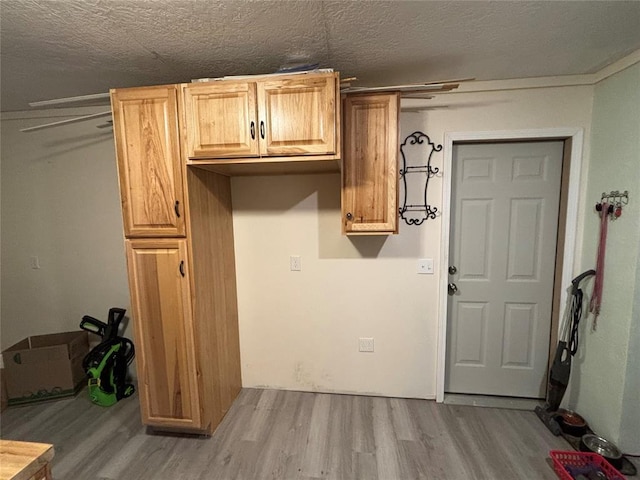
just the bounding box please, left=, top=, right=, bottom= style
left=446, top=141, right=563, bottom=398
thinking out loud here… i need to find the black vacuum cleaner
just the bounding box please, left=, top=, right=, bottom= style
left=80, top=308, right=136, bottom=407
left=535, top=269, right=596, bottom=435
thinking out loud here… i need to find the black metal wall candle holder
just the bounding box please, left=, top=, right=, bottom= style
left=399, top=131, right=442, bottom=226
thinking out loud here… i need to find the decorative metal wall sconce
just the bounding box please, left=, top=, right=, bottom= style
left=399, top=131, right=442, bottom=226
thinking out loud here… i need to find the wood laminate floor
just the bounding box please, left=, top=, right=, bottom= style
left=0, top=388, right=573, bottom=479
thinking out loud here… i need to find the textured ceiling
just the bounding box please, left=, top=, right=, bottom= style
left=1, top=0, right=640, bottom=111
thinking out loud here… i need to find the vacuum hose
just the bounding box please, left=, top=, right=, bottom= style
left=568, top=269, right=596, bottom=356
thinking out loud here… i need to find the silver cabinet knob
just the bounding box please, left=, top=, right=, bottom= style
left=346, top=212, right=353, bottom=220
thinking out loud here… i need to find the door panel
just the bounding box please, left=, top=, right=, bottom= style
left=507, top=199, right=543, bottom=280
left=446, top=141, right=563, bottom=398
left=126, top=239, right=201, bottom=428
left=257, top=75, right=337, bottom=155
left=111, top=86, right=185, bottom=237
left=454, top=302, right=488, bottom=365
left=183, top=82, right=259, bottom=159
left=459, top=199, right=493, bottom=278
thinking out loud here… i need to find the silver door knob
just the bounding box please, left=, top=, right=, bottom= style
left=448, top=265, right=457, bottom=275
left=448, top=283, right=458, bottom=295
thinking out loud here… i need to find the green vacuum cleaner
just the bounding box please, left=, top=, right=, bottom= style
left=80, top=308, right=135, bottom=407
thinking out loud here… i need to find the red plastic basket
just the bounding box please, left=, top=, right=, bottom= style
left=550, top=450, right=625, bottom=480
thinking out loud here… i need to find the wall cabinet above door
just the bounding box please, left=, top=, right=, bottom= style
left=182, top=72, right=339, bottom=161
left=111, top=85, right=186, bottom=238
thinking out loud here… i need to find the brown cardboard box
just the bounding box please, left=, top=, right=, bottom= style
left=2, top=331, right=89, bottom=406
left=1, top=368, right=8, bottom=412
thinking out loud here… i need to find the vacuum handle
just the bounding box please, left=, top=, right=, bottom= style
left=571, top=269, right=596, bottom=294
left=104, top=308, right=127, bottom=340
left=108, top=308, right=126, bottom=326
left=80, top=316, right=107, bottom=336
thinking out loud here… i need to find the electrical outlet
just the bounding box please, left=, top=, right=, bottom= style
left=359, top=337, right=374, bottom=352
left=30, top=256, right=41, bottom=269
left=417, top=258, right=434, bottom=274
left=290, top=255, right=301, bottom=271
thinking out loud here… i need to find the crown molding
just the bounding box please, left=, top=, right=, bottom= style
left=406, top=48, right=640, bottom=98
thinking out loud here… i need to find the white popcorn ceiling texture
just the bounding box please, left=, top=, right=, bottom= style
left=1, top=0, right=640, bottom=111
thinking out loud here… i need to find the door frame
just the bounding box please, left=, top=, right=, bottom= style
left=435, top=128, right=585, bottom=402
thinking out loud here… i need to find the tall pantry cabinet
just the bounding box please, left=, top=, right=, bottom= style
left=110, top=72, right=351, bottom=435
left=111, top=85, right=241, bottom=434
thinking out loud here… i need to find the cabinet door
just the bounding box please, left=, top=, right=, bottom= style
left=183, top=82, right=259, bottom=159
left=125, top=239, right=202, bottom=430
left=257, top=74, right=337, bottom=156
left=111, top=86, right=185, bottom=237
left=342, top=93, right=399, bottom=234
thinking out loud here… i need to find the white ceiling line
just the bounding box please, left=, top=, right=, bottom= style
left=20, top=111, right=112, bottom=132
left=29, top=92, right=111, bottom=108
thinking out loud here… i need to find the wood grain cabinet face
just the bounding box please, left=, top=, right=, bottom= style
left=111, top=86, right=185, bottom=238
left=257, top=75, right=337, bottom=156
left=183, top=82, right=259, bottom=159
left=125, top=239, right=202, bottom=430
left=342, top=92, right=400, bottom=235
left=183, top=73, right=338, bottom=160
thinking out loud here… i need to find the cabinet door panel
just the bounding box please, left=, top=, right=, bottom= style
left=126, top=239, right=201, bottom=429
left=111, top=86, right=185, bottom=237
left=342, top=93, right=399, bottom=234
left=258, top=75, right=337, bottom=156
left=183, top=82, right=259, bottom=159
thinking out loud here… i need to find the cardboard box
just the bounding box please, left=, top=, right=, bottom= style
left=1, top=368, right=8, bottom=412
left=2, top=331, right=89, bottom=406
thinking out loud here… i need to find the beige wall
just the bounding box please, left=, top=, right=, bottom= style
left=233, top=82, right=595, bottom=398
left=570, top=62, right=640, bottom=453
left=0, top=80, right=597, bottom=402
left=0, top=108, right=131, bottom=352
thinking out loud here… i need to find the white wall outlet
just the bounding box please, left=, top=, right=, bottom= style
left=30, top=255, right=41, bottom=269
left=359, top=337, right=374, bottom=352
left=290, top=255, right=301, bottom=271
left=417, top=258, right=434, bottom=274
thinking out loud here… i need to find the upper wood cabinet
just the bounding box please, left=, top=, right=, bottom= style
left=342, top=92, right=400, bottom=235
left=257, top=74, right=337, bottom=156
left=111, top=86, right=186, bottom=238
left=183, top=81, right=259, bottom=159
left=182, top=72, right=339, bottom=160
left=125, top=239, right=202, bottom=430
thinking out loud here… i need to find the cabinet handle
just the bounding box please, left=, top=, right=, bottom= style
left=260, top=121, right=265, bottom=139
left=174, top=200, right=181, bottom=218
left=346, top=212, right=353, bottom=220
left=250, top=121, right=255, bottom=140
left=179, top=261, right=185, bottom=277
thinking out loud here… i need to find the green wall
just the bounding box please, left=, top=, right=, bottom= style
left=572, top=62, right=640, bottom=453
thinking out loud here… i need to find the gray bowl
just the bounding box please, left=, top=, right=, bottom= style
left=580, top=433, right=623, bottom=469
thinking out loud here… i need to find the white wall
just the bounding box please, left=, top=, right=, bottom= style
left=233, top=81, right=595, bottom=398
left=0, top=108, right=131, bottom=351
left=570, top=62, right=640, bottom=453
left=0, top=79, right=600, bottom=405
